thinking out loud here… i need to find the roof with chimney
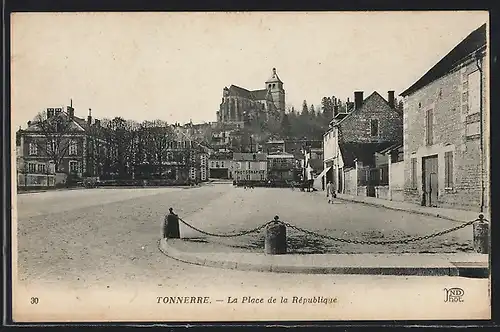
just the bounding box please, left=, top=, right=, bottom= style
left=400, top=23, right=486, bottom=97
left=332, top=91, right=396, bottom=127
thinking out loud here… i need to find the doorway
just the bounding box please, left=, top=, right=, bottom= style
left=422, top=155, right=439, bottom=207
left=337, top=167, right=343, bottom=193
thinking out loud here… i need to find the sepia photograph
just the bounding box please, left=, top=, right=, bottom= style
left=10, top=11, right=490, bottom=322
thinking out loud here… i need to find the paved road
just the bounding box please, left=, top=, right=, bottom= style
left=13, top=184, right=486, bottom=322
left=16, top=184, right=474, bottom=283
left=177, top=185, right=473, bottom=254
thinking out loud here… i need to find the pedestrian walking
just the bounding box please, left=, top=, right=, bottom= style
left=326, top=181, right=336, bottom=204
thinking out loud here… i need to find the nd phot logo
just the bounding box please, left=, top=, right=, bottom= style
left=444, top=288, right=464, bottom=303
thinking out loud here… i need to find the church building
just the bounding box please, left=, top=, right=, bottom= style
left=217, top=68, right=286, bottom=127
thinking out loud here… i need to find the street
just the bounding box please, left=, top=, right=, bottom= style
left=13, top=184, right=487, bottom=322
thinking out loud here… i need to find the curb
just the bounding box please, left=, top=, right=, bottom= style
left=17, top=187, right=87, bottom=195
left=158, top=239, right=489, bottom=277
left=334, top=196, right=475, bottom=223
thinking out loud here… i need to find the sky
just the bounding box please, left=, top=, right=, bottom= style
left=11, top=11, right=488, bottom=130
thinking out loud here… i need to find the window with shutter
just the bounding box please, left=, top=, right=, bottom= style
left=411, top=158, right=417, bottom=189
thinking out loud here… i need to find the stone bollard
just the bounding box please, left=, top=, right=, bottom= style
left=473, top=214, right=489, bottom=254
left=265, top=216, right=287, bottom=255
left=164, top=207, right=180, bottom=239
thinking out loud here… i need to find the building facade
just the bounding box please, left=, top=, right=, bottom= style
left=400, top=24, right=488, bottom=212
left=232, top=153, right=268, bottom=182
left=303, top=146, right=324, bottom=186
left=16, top=105, right=106, bottom=187
left=217, top=68, right=285, bottom=127
left=208, top=152, right=233, bottom=179
left=267, top=152, right=296, bottom=182
left=323, top=91, right=403, bottom=194
left=16, top=145, right=56, bottom=187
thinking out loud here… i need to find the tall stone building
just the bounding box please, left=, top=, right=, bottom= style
left=217, top=68, right=285, bottom=127
left=400, top=23, right=488, bottom=212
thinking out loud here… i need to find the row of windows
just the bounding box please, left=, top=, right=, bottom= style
left=25, top=162, right=57, bottom=174
left=29, top=141, right=79, bottom=156
left=410, top=152, right=454, bottom=190
left=210, top=161, right=227, bottom=168
left=234, top=161, right=267, bottom=171
left=236, top=174, right=266, bottom=181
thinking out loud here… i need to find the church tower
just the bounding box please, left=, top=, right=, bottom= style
left=265, top=68, right=285, bottom=113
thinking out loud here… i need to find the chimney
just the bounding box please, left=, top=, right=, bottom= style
left=47, top=108, right=54, bottom=118
left=95, top=119, right=101, bottom=127
left=388, top=91, right=395, bottom=108
left=87, top=108, right=92, bottom=125
left=354, top=91, right=364, bottom=110
left=67, top=106, right=74, bottom=119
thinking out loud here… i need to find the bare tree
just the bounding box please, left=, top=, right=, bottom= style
left=101, top=117, right=136, bottom=179
left=139, top=120, right=176, bottom=178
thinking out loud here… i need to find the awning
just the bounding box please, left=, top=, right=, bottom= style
left=315, top=166, right=332, bottom=180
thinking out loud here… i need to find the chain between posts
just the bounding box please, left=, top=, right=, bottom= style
left=178, top=217, right=272, bottom=238
left=177, top=216, right=484, bottom=245
left=282, top=218, right=480, bottom=245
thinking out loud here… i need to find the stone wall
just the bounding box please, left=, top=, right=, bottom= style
left=403, top=53, right=488, bottom=212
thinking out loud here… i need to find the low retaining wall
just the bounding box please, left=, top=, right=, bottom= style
left=375, top=186, right=390, bottom=199
left=357, top=186, right=368, bottom=197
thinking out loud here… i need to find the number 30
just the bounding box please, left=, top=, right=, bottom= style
left=30, top=297, right=39, bottom=304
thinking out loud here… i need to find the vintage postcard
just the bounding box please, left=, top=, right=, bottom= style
left=10, top=11, right=490, bottom=322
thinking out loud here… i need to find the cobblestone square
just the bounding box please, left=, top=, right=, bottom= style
left=16, top=184, right=474, bottom=288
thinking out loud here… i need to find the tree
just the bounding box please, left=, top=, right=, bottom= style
left=309, top=104, right=316, bottom=116
left=85, top=120, right=108, bottom=178
left=281, top=114, right=291, bottom=138
left=101, top=117, right=135, bottom=179
left=321, top=97, right=334, bottom=120
left=301, top=100, right=309, bottom=116
left=138, top=120, right=176, bottom=178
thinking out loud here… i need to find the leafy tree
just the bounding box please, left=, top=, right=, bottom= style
left=321, top=97, right=334, bottom=121
left=281, top=114, right=291, bottom=138
left=301, top=100, right=309, bottom=116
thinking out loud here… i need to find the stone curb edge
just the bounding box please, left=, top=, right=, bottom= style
left=158, top=239, right=488, bottom=277
left=335, top=196, right=468, bottom=223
